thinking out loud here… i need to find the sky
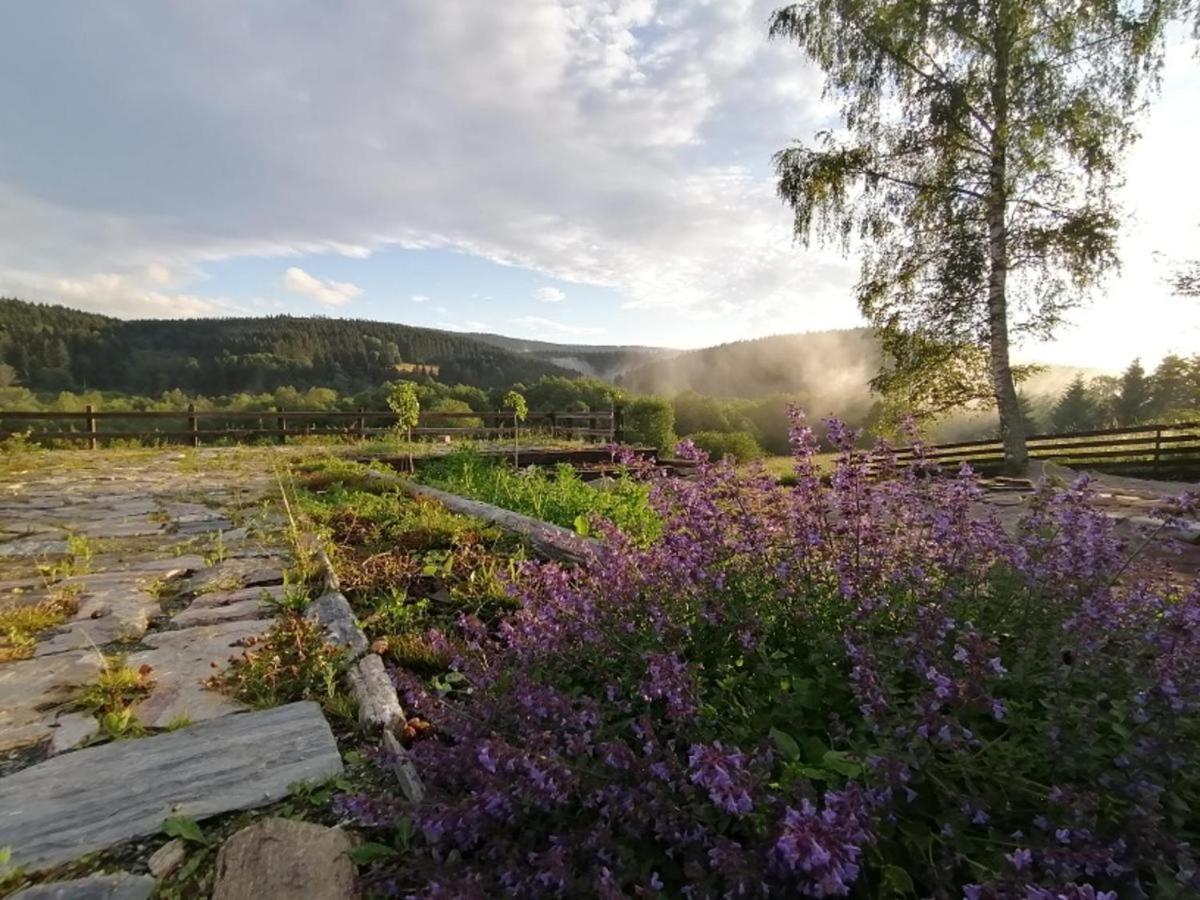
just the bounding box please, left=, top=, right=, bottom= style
left=0, top=1, right=1196, bottom=369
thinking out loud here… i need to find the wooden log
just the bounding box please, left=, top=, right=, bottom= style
left=401, top=481, right=604, bottom=564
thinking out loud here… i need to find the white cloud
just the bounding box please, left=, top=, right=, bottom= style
left=282, top=266, right=361, bottom=307
left=438, top=320, right=492, bottom=332
left=0, top=270, right=235, bottom=318
left=534, top=286, right=566, bottom=303
left=143, top=263, right=173, bottom=286
left=511, top=315, right=604, bottom=338
left=0, top=3, right=1194, bottom=362
left=410, top=294, right=430, bottom=303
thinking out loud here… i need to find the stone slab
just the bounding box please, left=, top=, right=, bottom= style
left=170, top=598, right=273, bottom=628
left=211, top=818, right=357, bottom=900
left=185, top=584, right=286, bottom=610
left=48, top=712, right=100, bottom=755
left=187, top=558, right=286, bottom=595
left=73, top=520, right=167, bottom=540
left=34, top=582, right=161, bottom=657
left=0, top=652, right=103, bottom=752
left=0, top=701, right=344, bottom=871
left=9, top=872, right=155, bottom=899
left=128, top=618, right=272, bottom=729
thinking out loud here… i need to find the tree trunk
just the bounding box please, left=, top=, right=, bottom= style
left=986, top=7, right=1027, bottom=474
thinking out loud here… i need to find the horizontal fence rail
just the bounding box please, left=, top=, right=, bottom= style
left=894, top=421, right=1200, bottom=481
left=0, top=405, right=623, bottom=449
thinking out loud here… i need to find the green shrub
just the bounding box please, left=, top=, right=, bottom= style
left=622, top=396, right=675, bottom=451
left=685, top=429, right=763, bottom=462
left=427, top=398, right=482, bottom=428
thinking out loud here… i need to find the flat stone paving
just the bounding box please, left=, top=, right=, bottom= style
left=0, top=447, right=348, bottom=882
left=0, top=701, right=343, bottom=871
left=0, top=448, right=295, bottom=755
left=973, top=465, right=1200, bottom=581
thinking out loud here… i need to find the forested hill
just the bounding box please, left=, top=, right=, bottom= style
left=617, top=328, right=883, bottom=414
left=0, top=298, right=574, bottom=394
left=469, top=332, right=671, bottom=380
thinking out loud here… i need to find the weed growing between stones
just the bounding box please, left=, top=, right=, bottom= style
left=208, top=613, right=345, bottom=710
left=0, top=588, right=79, bottom=661
left=332, top=410, right=1200, bottom=898
left=76, top=656, right=155, bottom=739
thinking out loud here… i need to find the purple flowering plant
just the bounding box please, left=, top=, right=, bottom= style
left=338, top=407, right=1200, bottom=898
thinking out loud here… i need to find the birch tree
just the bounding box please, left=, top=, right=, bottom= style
left=771, top=0, right=1179, bottom=470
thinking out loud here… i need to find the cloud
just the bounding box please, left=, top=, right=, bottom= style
left=438, top=319, right=492, bottom=332
left=534, top=286, right=566, bottom=303
left=511, top=315, right=604, bottom=338
left=0, top=270, right=234, bottom=318
left=410, top=294, right=430, bottom=303
left=0, top=1, right=1194, bottom=361
left=282, top=266, right=361, bottom=307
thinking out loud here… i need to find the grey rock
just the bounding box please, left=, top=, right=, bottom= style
left=346, top=654, right=404, bottom=731
left=8, top=872, right=155, bottom=899
left=174, top=518, right=235, bottom=536
left=128, top=618, right=272, bottom=729
left=0, top=701, right=344, bottom=871
left=147, top=837, right=188, bottom=878
left=48, top=712, right=100, bottom=755
left=0, top=536, right=68, bottom=558
left=212, top=817, right=358, bottom=900
left=306, top=592, right=367, bottom=660
left=126, top=554, right=207, bottom=574
left=0, top=652, right=102, bottom=752
left=185, top=584, right=286, bottom=610
left=171, top=598, right=273, bottom=628
left=34, top=581, right=161, bottom=657
left=73, top=520, right=167, bottom=540
left=187, top=558, right=286, bottom=594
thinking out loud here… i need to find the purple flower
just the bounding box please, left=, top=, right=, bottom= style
left=770, top=785, right=870, bottom=896
left=687, top=742, right=754, bottom=816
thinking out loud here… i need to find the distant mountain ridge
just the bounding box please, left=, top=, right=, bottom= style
left=469, top=332, right=673, bottom=380
left=0, top=298, right=574, bottom=395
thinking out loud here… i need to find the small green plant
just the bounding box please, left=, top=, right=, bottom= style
left=77, top=656, right=155, bottom=739
left=204, top=530, right=227, bottom=565
left=362, top=588, right=429, bottom=637
left=78, top=657, right=155, bottom=713
left=387, top=381, right=421, bottom=471
left=66, top=533, right=94, bottom=574
left=162, top=814, right=211, bottom=847
left=208, top=613, right=345, bottom=709
left=0, top=588, right=79, bottom=661
left=502, top=390, right=528, bottom=466
left=0, top=428, right=34, bottom=455
left=0, top=845, right=25, bottom=894
left=267, top=581, right=312, bottom=614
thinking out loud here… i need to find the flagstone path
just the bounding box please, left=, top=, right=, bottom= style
left=0, top=448, right=305, bottom=760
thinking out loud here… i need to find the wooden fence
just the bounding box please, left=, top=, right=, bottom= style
left=0, top=406, right=622, bottom=449
left=894, top=421, right=1200, bottom=481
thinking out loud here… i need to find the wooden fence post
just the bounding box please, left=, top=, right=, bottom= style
left=276, top=406, right=287, bottom=445
left=548, top=412, right=557, bottom=440
left=612, top=404, right=624, bottom=444
left=187, top=404, right=199, bottom=448
left=85, top=404, right=97, bottom=451
left=356, top=408, right=366, bottom=441
left=1153, top=426, right=1162, bottom=477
